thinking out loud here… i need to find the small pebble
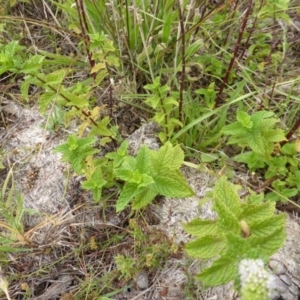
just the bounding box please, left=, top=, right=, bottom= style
left=269, top=260, right=286, bottom=275
left=135, top=271, right=149, bottom=289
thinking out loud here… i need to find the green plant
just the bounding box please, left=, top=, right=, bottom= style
left=55, top=137, right=194, bottom=211
left=115, top=217, right=174, bottom=281
left=222, top=110, right=300, bottom=202
left=115, top=254, right=136, bottom=281
left=144, top=76, right=182, bottom=142
left=222, top=110, right=286, bottom=159
left=0, top=168, right=33, bottom=251
left=183, top=176, right=285, bottom=289
left=2, top=0, right=299, bottom=299
left=0, top=33, right=118, bottom=138
left=111, top=141, right=194, bottom=211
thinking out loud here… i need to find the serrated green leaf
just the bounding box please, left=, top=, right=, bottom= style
left=247, top=192, right=265, bottom=203
left=281, top=143, right=297, bottom=156
left=100, top=137, right=111, bottom=146
left=39, top=91, right=55, bottom=113
left=274, top=187, right=298, bottom=200
left=265, top=192, right=281, bottom=202
left=250, top=214, right=285, bottom=237
left=259, top=118, right=278, bottom=131
left=251, top=110, right=274, bottom=123
left=239, top=202, right=276, bottom=224
left=132, top=188, right=158, bottom=210
left=20, top=77, right=31, bottom=101
left=153, top=172, right=194, bottom=197
left=136, top=146, right=152, bottom=174
left=214, top=177, right=241, bottom=219
left=151, top=142, right=184, bottom=175
left=121, top=156, right=137, bottom=170
left=151, top=142, right=174, bottom=174
left=246, top=129, right=265, bottom=154
left=223, top=110, right=285, bottom=158
left=169, top=144, right=184, bottom=169
left=182, top=219, right=219, bottom=238
left=197, top=257, right=237, bottom=286
left=45, top=69, right=68, bottom=86
left=264, top=129, right=286, bottom=143
left=21, top=55, right=44, bottom=74
left=185, top=236, right=226, bottom=259
left=223, top=232, right=254, bottom=259
left=91, top=62, right=106, bottom=74
left=248, top=225, right=286, bottom=256
left=116, top=183, right=139, bottom=212
left=94, top=69, right=109, bottom=85
left=53, top=135, right=97, bottom=174
left=117, top=140, right=129, bottom=156
left=234, top=151, right=265, bottom=170
left=286, top=170, right=300, bottom=190
left=237, top=111, right=253, bottom=129
left=82, top=171, right=106, bottom=203
left=145, top=95, right=160, bottom=109
left=60, top=89, right=89, bottom=107
left=90, top=117, right=112, bottom=136
left=163, top=97, right=179, bottom=107
left=222, top=122, right=248, bottom=137
left=115, top=169, right=153, bottom=187
left=265, top=157, right=288, bottom=178
left=213, top=178, right=241, bottom=234
left=114, top=169, right=135, bottom=182
left=106, top=55, right=119, bottom=67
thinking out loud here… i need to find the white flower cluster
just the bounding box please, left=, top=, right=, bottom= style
left=239, top=259, right=277, bottom=300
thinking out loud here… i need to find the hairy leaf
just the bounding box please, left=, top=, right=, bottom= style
left=239, top=202, right=276, bottom=224
left=237, top=110, right=253, bottom=129
left=152, top=172, right=194, bottom=198
left=116, top=183, right=139, bottom=212
left=185, top=236, right=226, bottom=259
left=213, top=177, right=241, bottom=233
left=182, top=219, right=219, bottom=238
left=248, top=226, right=286, bottom=257
left=197, top=257, right=237, bottom=286
left=250, top=214, right=286, bottom=237
left=151, top=142, right=174, bottom=174
left=132, top=188, right=158, bottom=210
left=136, top=146, right=152, bottom=174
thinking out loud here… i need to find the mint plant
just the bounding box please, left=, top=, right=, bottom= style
left=54, top=138, right=194, bottom=211
left=110, top=141, right=194, bottom=212
left=0, top=35, right=118, bottom=144
left=144, top=77, right=182, bottom=142
left=222, top=110, right=300, bottom=202
left=183, top=177, right=286, bottom=288
left=53, top=134, right=98, bottom=174
left=221, top=110, right=286, bottom=159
